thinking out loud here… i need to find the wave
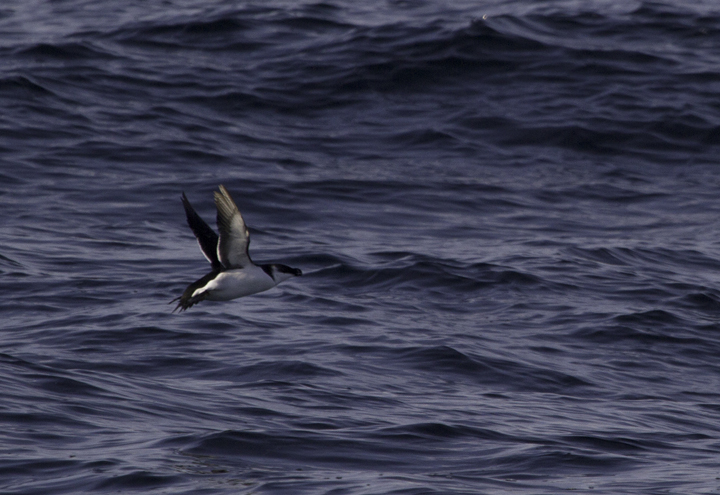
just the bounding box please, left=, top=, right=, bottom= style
left=2, top=1, right=718, bottom=164
left=308, top=252, right=546, bottom=298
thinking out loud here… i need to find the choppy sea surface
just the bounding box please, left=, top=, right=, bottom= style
left=3, top=0, right=720, bottom=493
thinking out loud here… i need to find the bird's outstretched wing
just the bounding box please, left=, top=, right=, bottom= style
left=214, top=185, right=251, bottom=268
left=181, top=193, right=222, bottom=271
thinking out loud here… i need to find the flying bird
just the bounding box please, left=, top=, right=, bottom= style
left=172, top=185, right=301, bottom=312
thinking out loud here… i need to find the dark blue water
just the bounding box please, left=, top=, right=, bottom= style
left=3, top=1, right=720, bottom=493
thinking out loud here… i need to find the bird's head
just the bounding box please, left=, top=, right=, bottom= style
left=270, top=264, right=302, bottom=283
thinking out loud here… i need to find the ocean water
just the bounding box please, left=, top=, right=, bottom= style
left=3, top=0, right=720, bottom=493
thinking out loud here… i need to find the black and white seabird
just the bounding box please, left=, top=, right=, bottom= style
left=172, top=185, right=301, bottom=312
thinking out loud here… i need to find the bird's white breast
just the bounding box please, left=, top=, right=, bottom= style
left=194, top=265, right=276, bottom=301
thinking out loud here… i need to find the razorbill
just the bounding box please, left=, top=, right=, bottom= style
left=172, top=185, right=301, bottom=312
